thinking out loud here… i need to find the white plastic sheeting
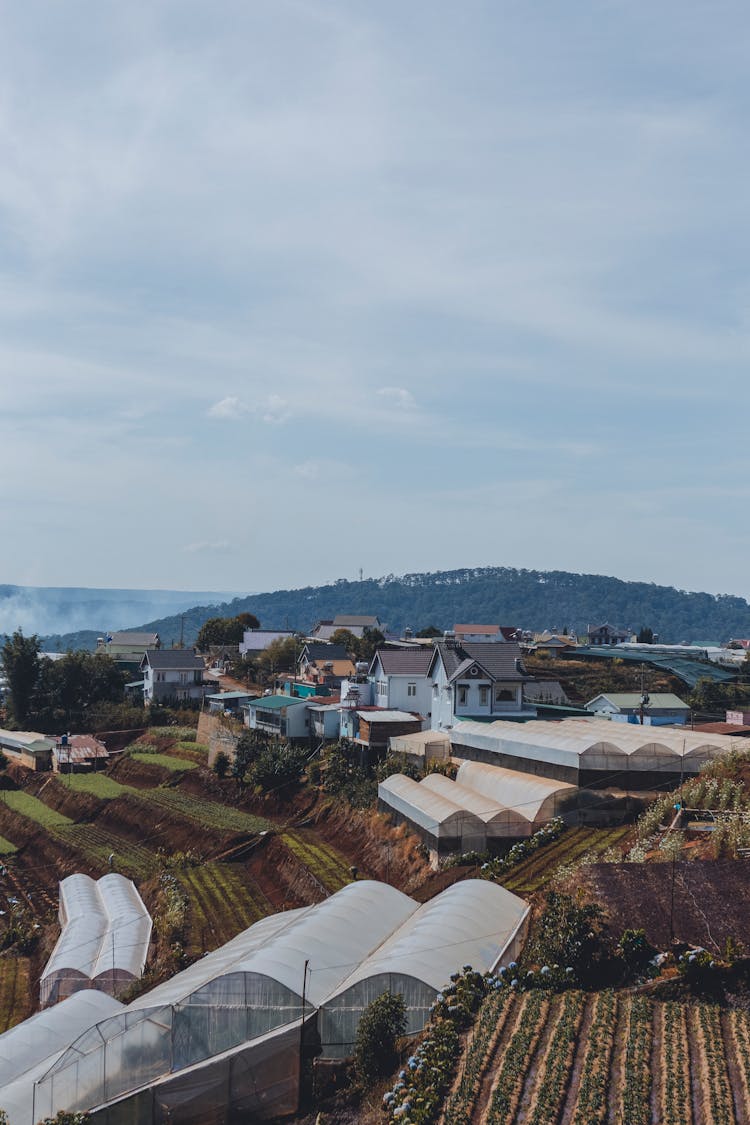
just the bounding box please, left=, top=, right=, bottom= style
left=455, top=761, right=576, bottom=825
left=40, top=874, right=151, bottom=1007
left=31, top=879, right=528, bottom=1122
left=0, top=991, right=125, bottom=1125
left=420, top=773, right=533, bottom=837
left=378, top=773, right=487, bottom=851
left=388, top=729, right=451, bottom=762
left=319, top=880, right=529, bottom=1054
left=451, top=718, right=741, bottom=777
left=35, top=882, right=417, bottom=1118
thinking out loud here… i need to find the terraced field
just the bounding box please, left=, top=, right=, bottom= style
left=445, top=989, right=750, bottom=1124
left=56, top=824, right=160, bottom=878
left=137, top=788, right=271, bottom=834
left=501, top=827, right=631, bottom=896
left=179, top=864, right=274, bottom=953
left=0, top=959, right=31, bottom=1032
left=0, top=791, right=72, bottom=829
left=65, top=773, right=135, bottom=799
left=281, top=829, right=353, bottom=893
left=130, top=752, right=198, bottom=772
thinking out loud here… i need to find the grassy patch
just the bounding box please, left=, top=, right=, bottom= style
left=131, top=752, right=198, bottom=772
left=281, top=830, right=352, bottom=892
left=0, top=791, right=72, bottom=829
left=0, top=958, right=31, bottom=1032
left=63, top=773, right=135, bottom=799
left=148, top=725, right=198, bottom=740
left=0, top=835, right=18, bottom=856
left=137, top=789, right=271, bottom=834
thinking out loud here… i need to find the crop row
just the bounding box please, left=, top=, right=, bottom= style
left=693, top=1004, right=735, bottom=1124
left=661, top=1002, right=692, bottom=1125
left=56, top=824, right=160, bottom=878
left=281, top=831, right=352, bottom=892
left=616, top=995, right=653, bottom=1125
left=485, top=991, right=548, bottom=1124
left=65, top=773, right=135, bottom=799
left=441, top=989, right=514, bottom=1124
left=0, top=957, right=31, bottom=1032
left=503, top=828, right=628, bottom=894
left=525, top=991, right=585, bottom=1124
left=570, top=990, right=617, bottom=1125
left=179, top=864, right=273, bottom=953
left=134, top=788, right=271, bottom=834
left=729, top=1010, right=750, bottom=1120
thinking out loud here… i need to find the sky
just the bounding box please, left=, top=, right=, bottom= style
left=0, top=1, right=748, bottom=599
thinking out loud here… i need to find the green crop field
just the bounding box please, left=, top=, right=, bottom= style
left=63, top=773, right=135, bottom=799
left=130, top=752, right=198, bottom=772
left=281, top=830, right=352, bottom=893
left=502, top=826, right=631, bottom=896
left=57, top=824, right=160, bottom=878
left=0, top=791, right=72, bottom=829
left=180, top=864, right=273, bottom=953
left=0, top=835, right=17, bottom=856
left=0, top=959, right=31, bottom=1032
left=137, top=788, right=271, bottom=834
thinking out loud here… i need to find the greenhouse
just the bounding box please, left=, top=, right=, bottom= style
left=450, top=718, right=741, bottom=788
left=419, top=772, right=534, bottom=837
left=24, top=879, right=527, bottom=1124
left=319, top=880, right=528, bottom=1055
left=40, top=874, right=152, bottom=1007
left=378, top=773, right=488, bottom=856
left=0, top=991, right=125, bottom=1125
left=455, top=761, right=577, bottom=826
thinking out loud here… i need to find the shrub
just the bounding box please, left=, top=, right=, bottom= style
left=213, top=751, right=230, bottom=778
left=355, top=991, right=407, bottom=1086
left=617, top=928, right=657, bottom=974
left=250, top=741, right=307, bottom=792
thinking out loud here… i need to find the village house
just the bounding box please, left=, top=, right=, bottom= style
left=369, top=649, right=434, bottom=719
left=140, top=649, right=210, bottom=705
left=97, top=631, right=160, bottom=666
left=309, top=614, right=383, bottom=641
left=453, top=624, right=519, bottom=644
left=586, top=623, right=630, bottom=646
left=585, top=692, right=690, bottom=725
left=428, top=638, right=536, bottom=729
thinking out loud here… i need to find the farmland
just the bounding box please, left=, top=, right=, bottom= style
left=179, top=864, right=274, bottom=953
left=500, top=826, right=631, bottom=896
left=443, top=989, right=750, bottom=1124
left=0, top=791, right=73, bottom=830
left=280, top=829, right=353, bottom=893
left=0, top=959, right=31, bottom=1032
left=0, top=834, right=17, bottom=855
left=130, top=751, right=199, bottom=772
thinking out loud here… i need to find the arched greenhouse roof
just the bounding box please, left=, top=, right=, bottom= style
left=378, top=773, right=486, bottom=838
left=419, top=773, right=532, bottom=834
left=456, top=760, right=575, bottom=823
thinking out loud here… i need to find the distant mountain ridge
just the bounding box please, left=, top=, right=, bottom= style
left=39, top=568, right=750, bottom=651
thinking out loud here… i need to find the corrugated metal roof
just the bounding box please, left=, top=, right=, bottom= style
left=357, top=710, right=421, bottom=723
left=246, top=693, right=306, bottom=710
left=588, top=693, right=688, bottom=709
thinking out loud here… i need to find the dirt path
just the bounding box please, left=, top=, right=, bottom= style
left=470, top=994, right=524, bottom=1123
left=559, top=995, right=595, bottom=1125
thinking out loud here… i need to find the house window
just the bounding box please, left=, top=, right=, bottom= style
left=180, top=672, right=188, bottom=684
left=479, top=686, right=489, bottom=705
left=495, top=687, right=515, bottom=702
left=457, top=685, right=468, bottom=705
left=407, top=682, right=416, bottom=697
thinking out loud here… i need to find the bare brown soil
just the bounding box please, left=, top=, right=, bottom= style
left=579, top=859, right=750, bottom=951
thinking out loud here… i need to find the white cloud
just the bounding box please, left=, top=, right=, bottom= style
left=376, top=386, right=416, bottom=409
left=262, top=394, right=290, bottom=424
left=207, top=396, right=250, bottom=420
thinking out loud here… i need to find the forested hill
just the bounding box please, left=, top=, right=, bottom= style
left=43, top=568, right=750, bottom=650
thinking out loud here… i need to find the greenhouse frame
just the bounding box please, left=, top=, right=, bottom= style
left=11, top=879, right=528, bottom=1125
left=450, top=717, right=742, bottom=788
left=40, top=874, right=152, bottom=1007
left=377, top=773, right=488, bottom=855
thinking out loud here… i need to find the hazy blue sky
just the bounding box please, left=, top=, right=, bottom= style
left=1, top=1, right=748, bottom=597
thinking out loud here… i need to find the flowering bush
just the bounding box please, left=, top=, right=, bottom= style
left=478, top=819, right=565, bottom=881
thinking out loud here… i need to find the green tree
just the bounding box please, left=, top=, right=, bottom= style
left=256, top=636, right=299, bottom=679
left=213, top=751, right=230, bottom=778
left=636, top=626, right=654, bottom=644
left=1, top=629, right=41, bottom=725
left=250, top=740, right=306, bottom=791
left=358, top=627, right=386, bottom=663
left=196, top=613, right=260, bottom=650
left=416, top=624, right=442, bottom=638
left=354, top=991, right=407, bottom=1086
left=328, top=628, right=361, bottom=654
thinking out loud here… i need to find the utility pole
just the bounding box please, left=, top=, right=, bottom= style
left=298, top=959, right=310, bottom=1114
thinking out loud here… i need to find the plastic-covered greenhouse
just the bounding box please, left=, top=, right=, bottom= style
left=23, top=879, right=528, bottom=1125
left=450, top=718, right=741, bottom=787
left=377, top=773, right=487, bottom=855
left=40, top=874, right=151, bottom=1007
left=0, top=991, right=125, bottom=1125
left=455, top=760, right=576, bottom=826
left=319, top=880, right=528, bottom=1055
left=420, top=772, right=534, bottom=837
